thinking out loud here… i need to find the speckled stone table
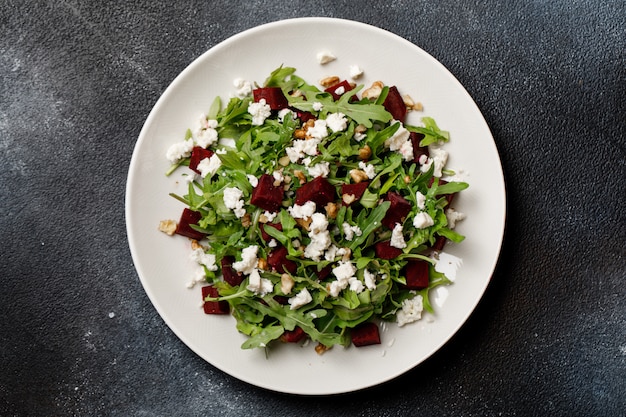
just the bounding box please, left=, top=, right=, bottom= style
left=1, top=1, right=624, bottom=416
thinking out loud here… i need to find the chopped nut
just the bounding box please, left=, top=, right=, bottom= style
left=259, top=213, right=269, bottom=223
left=350, top=169, right=369, bottom=183
left=355, top=124, right=367, bottom=134
left=402, top=94, right=415, bottom=108
left=283, top=175, right=292, bottom=184
left=281, top=273, right=295, bottom=295
left=257, top=258, right=268, bottom=270
left=278, top=155, right=291, bottom=166
left=358, top=144, right=372, bottom=160
left=295, top=217, right=312, bottom=231
left=293, top=170, right=307, bottom=184
left=315, top=343, right=331, bottom=355
left=404, top=175, right=411, bottom=184
left=342, top=193, right=356, bottom=205
left=319, top=76, right=340, bottom=88
left=325, top=202, right=339, bottom=219
left=190, top=239, right=202, bottom=250
left=304, top=119, right=316, bottom=128
left=341, top=248, right=352, bottom=262
left=294, top=129, right=306, bottom=139
left=241, top=213, right=252, bottom=228
left=158, top=219, right=177, bottom=236
left=362, top=81, right=384, bottom=100
left=413, top=102, right=424, bottom=111
left=290, top=90, right=303, bottom=98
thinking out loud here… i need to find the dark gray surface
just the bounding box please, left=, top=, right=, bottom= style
left=1, top=1, right=624, bottom=415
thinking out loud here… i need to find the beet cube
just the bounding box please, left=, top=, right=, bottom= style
left=409, top=132, right=429, bottom=163
left=221, top=256, right=243, bottom=286
left=381, top=192, right=412, bottom=229
left=351, top=322, right=381, bottom=347
left=382, top=86, right=406, bottom=122
left=202, top=285, right=229, bottom=314
left=267, top=245, right=297, bottom=274
left=403, top=259, right=430, bottom=290
left=308, top=264, right=332, bottom=281
left=374, top=240, right=403, bottom=260
left=429, top=236, right=447, bottom=252
left=253, top=87, right=289, bottom=110
left=273, top=295, right=289, bottom=305
left=280, top=326, right=307, bottom=343
left=324, top=80, right=354, bottom=101
left=174, top=208, right=207, bottom=240
left=188, top=146, right=214, bottom=174
left=295, top=176, right=336, bottom=207
left=250, top=174, right=284, bottom=212
left=341, top=181, right=369, bottom=206
left=294, top=108, right=316, bottom=123
left=260, top=222, right=283, bottom=242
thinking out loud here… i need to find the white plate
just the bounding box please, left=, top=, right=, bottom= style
left=126, top=17, right=505, bottom=395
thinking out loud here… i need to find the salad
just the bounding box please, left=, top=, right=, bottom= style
left=160, top=65, right=468, bottom=353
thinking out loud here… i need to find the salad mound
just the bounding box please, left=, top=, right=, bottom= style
left=161, top=66, right=468, bottom=353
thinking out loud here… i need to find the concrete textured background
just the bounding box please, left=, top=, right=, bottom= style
left=1, top=1, right=624, bottom=415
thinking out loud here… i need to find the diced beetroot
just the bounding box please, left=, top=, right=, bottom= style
left=382, top=86, right=406, bottom=122
left=273, top=295, right=289, bottom=305
left=351, top=322, right=381, bottom=347
left=260, top=222, right=283, bottom=242
left=293, top=108, right=316, bottom=123
left=280, top=326, right=307, bottom=343
left=253, top=87, right=289, bottom=110
left=341, top=182, right=369, bottom=206
left=294, top=176, right=337, bottom=207
left=430, top=236, right=447, bottom=252
left=403, top=259, right=430, bottom=290
left=374, top=240, right=403, bottom=260
left=221, top=256, right=243, bottom=286
left=381, top=192, right=412, bottom=229
left=428, top=178, right=455, bottom=205
left=267, top=246, right=297, bottom=274
left=409, top=132, right=429, bottom=163
left=324, top=80, right=354, bottom=101
left=250, top=174, right=284, bottom=212
left=309, top=264, right=332, bottom=280
left=189, top=146, right=214, bottom=174
left=174, top=208, right=207, bottom=240
left=201, top=285, right=230, bottom=314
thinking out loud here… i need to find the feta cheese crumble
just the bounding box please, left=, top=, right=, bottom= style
left=288, top=288, right=312, bottom=310
left=223, top=187, right=246, bottom=218
left=413, top=212, right=435, bottom=229
left=248, top=99, right=271, bottom=126
left=349, top=65, right=364, bottom=80
left=328, top=261, right=357, bottom=297
left=197, top=154, right=222, bottom=178
left=285, top=138, right=322, bottom=162
left=363, top=269, right=377, bottom=290
left=233, top=77, right=252, bottom=98
left=195, top=126, right=218, bottom=149
left=421, top=147, right=449, bottom=177
left=415, top=191, right=426, bottom=210
left=342, top=222, right=362, bottom=241
left=325, top=112, right=348, bottom=132
left=384, top=121, right=413, bottom=161
left=316, top=50, right=336, bottom=64
left=165, top=139, right=194, bottom=164
left=307, top=161, right=330, bottom=178
left=304, top=213, right=331, bottom=261
left=288, top=201, right=316, bottom=219
left=358, top=161, right=376, bottom=179
left=390, top=223, right=407, bottom=249
left=445, top=208, right=466, bottom=229
left=312, top=101, right=323, bottom=111
left=306, top=119, right=329, bottom=140
left=247, top=268, right=273, bottom=295
left=232, top=245, right=259, bottom=275
left=396, top=295, right=424, bottom=327
left=190, top=248, right=218, bottom=271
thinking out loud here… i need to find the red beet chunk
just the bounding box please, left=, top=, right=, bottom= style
left=294, top=176, right=337, bottom=207
left=294, top=108, right=316, bottom=123
left=189, top=146, right=214, bottom=174
left=267, top=246, right=297, bottom=274
left=409, top=132, right=429, bottom=163
left=324, top=80, right=354, bottom=100
left=253, top=87, right=289, bottom=110
left=309, top=264, right=332, bottom=280
left=175, top=208, right=206, bottom=240
left=403, top=259, right=430, bottom=290
left=351, top=322, right=381, bottom=347
left=260, top=222, right=283, bottom=242
left=221, top=256, right=243, bottom=286
left=430, top=236, right=447, bottom=252
left=280, top=326, right=307, bottom=343
left=374, top=240, right=403, bottom=260
left=381, top=192, right=412, bottom=229
left=382, top=86, right=406, bottom=122
left=250, top=174, right=284, bottom=212
left=201, top=285, right=229, bottom=314
left=273, top=295, right=289, bottom=305
left=341, top=182, right=369, bottom=206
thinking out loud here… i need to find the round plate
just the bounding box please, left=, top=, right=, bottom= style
left=126, top=17, right=505, bottom=395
